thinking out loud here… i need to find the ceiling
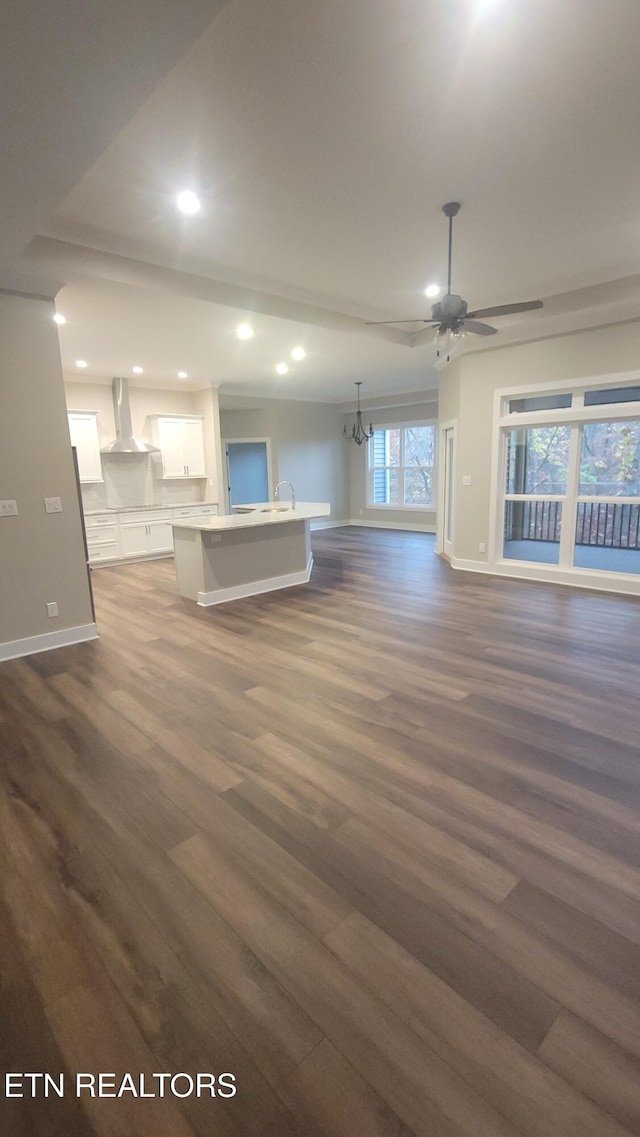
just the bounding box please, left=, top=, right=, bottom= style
left=7, top=0, right=640, bottom=401
left=57, top=278, right=433, bottom=400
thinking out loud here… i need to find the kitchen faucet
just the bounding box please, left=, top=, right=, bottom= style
left=274, top=480, right=295, bottom=509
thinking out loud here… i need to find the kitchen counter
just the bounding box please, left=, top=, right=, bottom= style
left=84, top=502, right=218, bottom=516
left=171, top=502, right=330, bottom=606
left=171, top=501, right=329, bottom=533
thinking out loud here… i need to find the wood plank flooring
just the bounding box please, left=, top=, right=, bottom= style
left=1, top=527, right=640, bottom=1137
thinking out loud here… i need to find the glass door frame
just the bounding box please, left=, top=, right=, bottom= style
left=493, top=387, right=640, bottom=576
left=436, top=420, right=456, bottom=559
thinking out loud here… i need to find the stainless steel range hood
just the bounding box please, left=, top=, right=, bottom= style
left=100, top=377, right=160, bottom=454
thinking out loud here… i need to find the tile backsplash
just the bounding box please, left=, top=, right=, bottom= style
left=80, top=455, right=208, bottom=511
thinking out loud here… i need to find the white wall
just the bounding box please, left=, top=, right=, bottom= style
left=220, top=398, right=350, bottom=519
left=346, top=397, right=439, bottom=530
left=1, top=293, right=95, bottom=656
left=444, top=319, right=640, bottom=568
left=64, top=379, right=222, bottom=509
left=192, top=386, right=224, bottom=507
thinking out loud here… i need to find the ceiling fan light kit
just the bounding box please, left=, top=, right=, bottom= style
left=344, top=381, right=374, bottom=445
left=366, top=202, right=543, bottom=355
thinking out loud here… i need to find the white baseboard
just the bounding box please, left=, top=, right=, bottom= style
left=0, top=622, right=98, bottom=662
left=198, top=555, right=314, bottom=606
left=347, top=519, right=436, bottom=533
left=450, top=556, right=640, bottom=596
left=90, top=552, right=174, bottom=568
left=449, top=557, right=489, bottom=573
left=310, top=519, right=348, bottom=531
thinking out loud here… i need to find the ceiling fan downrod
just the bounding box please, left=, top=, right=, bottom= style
left=442, top=201, right=461, bottom=296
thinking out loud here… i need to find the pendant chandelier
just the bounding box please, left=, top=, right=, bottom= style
left=344, top=381, right=374, bottom=445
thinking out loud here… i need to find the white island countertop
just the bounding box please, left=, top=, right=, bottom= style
left=171, top=502, right=330, bottom=532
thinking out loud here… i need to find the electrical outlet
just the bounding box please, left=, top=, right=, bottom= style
left=0, top=499, right=18, bottom=516
left=478, top=541, right=486, bottom=553
left=46, top=601, right=59, bottom=617
left=44, top=496, right=63, bottom=513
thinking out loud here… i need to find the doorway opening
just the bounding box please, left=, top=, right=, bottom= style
left=224, top=439, right=272, bottom=511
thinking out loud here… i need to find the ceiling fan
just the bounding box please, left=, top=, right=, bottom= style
left=367, top=202, right=543, bottom=355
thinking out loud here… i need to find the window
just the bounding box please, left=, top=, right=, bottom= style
left=503, top=427, right=570, bottom=566
left=580, top=420, right=640, bottom=495
left=368, top=424, right=435, bottom=508
left=584, top=385, right=640, bottom=406
left=505, top=426, right=571, bottom=494
left=508, top=392, right=572, bottom=414
left=499, top=382, right=640, bottom=578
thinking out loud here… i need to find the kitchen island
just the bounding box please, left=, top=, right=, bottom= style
left=171, top=502, right=331, bottom=605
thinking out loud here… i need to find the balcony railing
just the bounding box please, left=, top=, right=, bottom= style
left=504, top=500, right=561, bottom=543
left=576, top=501, right=640, bottom=548
left=504, top=500, right=640, bottom=548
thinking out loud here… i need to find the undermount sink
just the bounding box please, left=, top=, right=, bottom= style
left=260, top=506, right=290, bottom=513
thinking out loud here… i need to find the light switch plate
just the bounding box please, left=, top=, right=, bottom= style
left=0, top=499, right=18, bottom=516
left=44, top=496, right=63, bottom=513
left=462, top=475, right=472, bottom=486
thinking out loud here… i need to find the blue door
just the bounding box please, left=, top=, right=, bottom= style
left=226, top=442, right=270, bottom=506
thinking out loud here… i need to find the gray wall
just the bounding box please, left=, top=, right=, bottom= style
left=439, top=319, right=640, bottom=565
left=1, top=293, right=94, bottom=652
left=220, top=398, right=350, bottom=520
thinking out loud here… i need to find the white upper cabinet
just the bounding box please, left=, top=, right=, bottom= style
left=150, top=415, right=207, bottom=479
left=68, top=412, right=103, bottom=482
left=181, top=417, right=206, bottom=475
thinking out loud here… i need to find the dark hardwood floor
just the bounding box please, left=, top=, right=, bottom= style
left=2, top=527, right=640, bottom=1137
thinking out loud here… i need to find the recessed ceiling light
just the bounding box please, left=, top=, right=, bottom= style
left=176, top=189, right=201, bottom=215
left=276, top=362, right=289, bottom=375
left=236, top=322, right=254, bottom=340
left=53, top=313, right=66, bottom=325
left=178, top=371, right=188, bottom=379
left=132, top=366, right=143, bottom=374
left=291, top=346, right=306, bottom=361
left=425, top=283, right=441, bottom=298
left=75, top=359, right=88, bottom=368
left=476, top=0, right=502, bottom=13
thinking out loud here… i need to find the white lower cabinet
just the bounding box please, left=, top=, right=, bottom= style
left=149, top=520, right=174, bottom=552
left=119, top=522, right=150, bottom=557
left=85, top=514, right=120, bottom=564
left=86, top=504, right=218, bottom=564
left=120, top=510, right=173, bottom=557
left=171, top=504, right=218, bottom=520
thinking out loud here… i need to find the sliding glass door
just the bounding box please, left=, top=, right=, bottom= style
left=503, top=425, right=570, bottom=565
left=573, top=418, right=640, bottom=575
left=498, top=385, right=640, bottom=580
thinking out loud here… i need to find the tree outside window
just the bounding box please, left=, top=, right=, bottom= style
left=506, top=426, right=570, bottom=494
left=580, top=421, right=640, bottom=495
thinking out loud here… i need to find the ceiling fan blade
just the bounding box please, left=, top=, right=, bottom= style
left=406, top=326, right=439, bottom=347
left=463, top=319, right=497, bottom=336
left=465, top=300, right=543, bottom=319
left=365, top=318, right=437, bottom=326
